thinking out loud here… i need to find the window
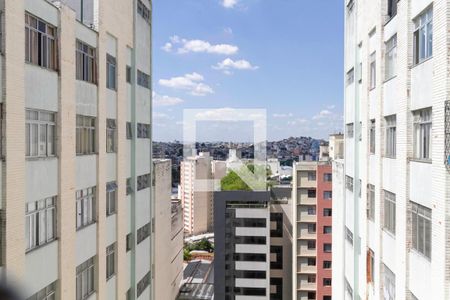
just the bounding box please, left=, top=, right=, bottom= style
left=106, top=119, right=117, bottom=153
left=76, top=187, right=96, bottom=229
left=25, top=13, right=57, bottom=70
left=137, top=123, right=151, bottom=138
left=137, top=0, right=151, bottom=25
left=383, top=264, right=396, bottom=300
left=387, top=0, right=397, bottom=20
left=369, top=119, right=376, bottom=154
left=126, top=233, right=133, bottom=252
left=308, top=292, right=316, bottom=300
left=126, top=122, right=133, bottom=139
left=323, top=278, right=332, bottom=286
left=385, top=115, right=397, bottom=158
left=76, top=257, right=95, bottom=300
left=270, top=213, right=283, bottom=238
left=137, top=70, right=151, bottom=89
left=345, top=278, right=353, bottom=298
left=137, top=271, right=151, bottom=297
left=308, top=172, right=316, bottom=181
left=26, top=197, right=56, bottom=251
left=76, top=115, right=96, bottom=155
left=367, top=184, right=375, bottom=221
left=26, top=281, right=56, bottom=300
left=307, top=275, right=316, bottom=283
left=270, top=246, right=283, bottom=269
left=346, top=68, right=354, bottom=85
left=345, top=175, right=353, bottom=192
left=106, top=182, right=117, bottom=216
left=411, top=292, right=419, bottom=300
left=308, top=223, right=316, bottom=234
left=369, top=52, right=376, bottom=89
left=324, top=297, right=332, bottom=300
left=323, top=208, right=332, bottom=217
left=323, top=226, right=332, bottom=234
left=345, top=227, right=353, bottom=245
left=346, top=123, right=354, bottom=138
left=307, top=207, right=316, bottom=215
left=367, top=249, right=375, bottom=283
left=411, top=201, right=431, bottom=258
left=385, top=35, right=397, bottom=80
left=414, top=7, right=433, bottom=65
left=307, top=258, right=316, bottom=266
left=126, top=177, right=133, bottom=195
left=323, top=261, right=332, bottom=269
left=384, top=190, right=396, bottom=235
left=126, top=65, right=132, bottom=83
left=323, top=173, right=332, bottom=182
left=137, top=222, right=151, bottom=244
left=413, top=108, right=432, bottom=160
left=106, top=54, right=116, bottom=90
left=137, top=173, right=151, bottom=191
left=324, top=243, right=332, bottom=253
left=106, top=243, right=116, bottom=280
left=307, top=240, right=316, bottom=250
left=26, top=109, right=56, bottom=157
left=76, top=40, right=97, bottom=84
left=323, top=191, right=332, bottom=200
left=307, top=189, right=316, bottom=198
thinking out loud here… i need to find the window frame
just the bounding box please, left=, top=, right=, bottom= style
left=106, top=243, right=116, bottom=280
left=413, top=108, right=432, bottom=161
left=413, top=6, right=433, bottom=65
left=385, top=35, right=397, bottom=81
left=76, top=257, right=95, bottom=300
left=106, top=54, right=117, bottom=90
left=76, top=187, right=96, bottom=230
left=106, top=182, right=117, bottom=216
left=106, top=119, right=117, bottom=153
left=367, top=184, right=375, bottom=221
left=25, top=196, right=57, bottom=252
left=26, top=109, right=56, bottom=158
left=385, top=115, right=397, bottom=158
left=410, top=201, right=432, bottom=259
left=76, top=40, right=97, bottom=84
left=369, top=51, right=376, bottom=90
left=369, top=119, right=376, bottom=154
left=76, top=115, right=96, bottom=155
left=383, top=190, right=396, bottom=235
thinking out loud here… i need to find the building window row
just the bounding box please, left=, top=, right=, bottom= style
left=26, top=197, right=56, bottom=252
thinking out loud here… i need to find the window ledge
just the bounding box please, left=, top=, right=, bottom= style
left=384, top=14, right=397, bottom=26
left=76, top=153, right=98, bottom=157
left=25, top=61, right=58, bottom=74
left=409, top=158, right=432, bottom=164
left=382, top=228, right=396, bottom=239
left=25, top=238, right=57, bottom=254
left=411, top=56, right=433, bottom=69
left=410, top=248, right=431, bottom=262
left=106, top=273, right=116, bottom=281
left=383, top=75, right=397, bottom=84
left=382, top=155, right=397, bottom=160
left=26, top=156, right=58, bottom=161
left=76, top=221, right=97, bottom=232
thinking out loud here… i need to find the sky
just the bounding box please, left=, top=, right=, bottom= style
left=152, top=0, right=344, bottom=142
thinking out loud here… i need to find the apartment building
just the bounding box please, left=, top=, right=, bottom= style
left=292, top=162, right=333, bottom=300
left=214, top=191, right=271, bottom=300
left=154, top=160, right=183, bottom=300
left=180, top=152, right=214, bottom=235
left=0, top=0, right=153, bottom=299
left=336, top=0, right=450, bottom=299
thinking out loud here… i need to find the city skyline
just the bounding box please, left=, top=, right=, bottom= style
left=153, top=0, right=345, bottom=141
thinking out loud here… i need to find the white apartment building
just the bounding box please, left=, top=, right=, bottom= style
left=336, top=0, right=450, bottom=299
left=153, top=160, right=183, bottom=300
left=0, top=1, right=153, bottom=299
left=180, top=152, right=214, bottom=236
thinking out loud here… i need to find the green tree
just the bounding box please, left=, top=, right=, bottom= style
left=183, top=248, right=192, bottom=261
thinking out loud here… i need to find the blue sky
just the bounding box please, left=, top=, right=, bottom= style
left=153, top=0, right=344, bottom=142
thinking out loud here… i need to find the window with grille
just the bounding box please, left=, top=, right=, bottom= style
left=76, top=115, right=96, bottom=155
left=411, top=201, right=431, bottom=259
left=25, top=13, right=57, bottom=70
left=26, top=109, right=56, bottom=158
left=76, top=187, right=96, bottom=229
left=385, top=115, right=397, bottom=158
left=76, top=40, right=97, bottom=84
left=413, top=108, right=432, bottom=160
left=26, top=197, right=56, bottom=251
left=383, top=190, right=396, bottom=235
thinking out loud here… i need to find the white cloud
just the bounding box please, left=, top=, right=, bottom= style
left=222, top=0, right=238, bottom=8
left=153, top=112, right=172, bottom=120
left=158, top=72, right=214, bottom=96
left=165, top=35, right=238, bottom=55
left=161, top=42, right=173, bottom=52
left=326, top=104, right=336, bottom=110
left=287, top=118, right=307, bottom=126
left=153, top=92, right=184, bottom=106
left=312, top=110, right=332, bottom=120
left=212, top=58, right=258, bottom=73
left=273, top=113, right=293, bottom=118
left=223, top=27, right=233, bottom=35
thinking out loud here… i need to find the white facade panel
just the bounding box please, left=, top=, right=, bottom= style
left=411, top=60, right=433, bottom=111
left=235, top=227, right=267, bottom=237
left=409, top=251, right=431, bottom=300
left=76, top=81, right=98, bottom=117
left=383, top=77, right=399, bottom=116
left=76, top=155, right=97, bottom=190
left=25, top=65, right=58, bottom=112
left=106, top=153, right=117, bottom=182
left=235, top=261, right=267, bottom=271
left=409, top=161, right=432, bottom=208
left=26, top=158, right=58, bottom=203
left=235, top=278, right=268, bottom=288
left=25, top=0, right=59, bottom=26
left=235, top=208, right=268, bottom=219
left=106, top=214, right=117, bottom=246
left=76, top=223, right=97, bottom=265
left=235, top=244, right=267, bottom=254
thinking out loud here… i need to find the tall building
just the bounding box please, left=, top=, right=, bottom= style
left=153, top=160, right=183, bottom=300
left=181, top=152, right=213, bottom=235
left=214, top=191, right=271, bottom=300
left=336, top=0, right=450, bottom=299
left=292, top=161, right=333, bottom=300
left=0, top=1, right=153, bottom=299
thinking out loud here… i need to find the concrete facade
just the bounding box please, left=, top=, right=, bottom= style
left=153, top=159, right=183, bottom=300
left=336, top=0, right=450, bottom=299
left=292, top=162, right=333, bottom=300
left=0, top=1, right=154, bottom=299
